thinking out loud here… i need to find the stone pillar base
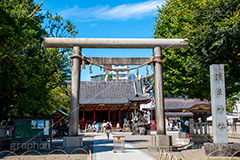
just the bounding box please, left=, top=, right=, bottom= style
left=148, top=135, right=172, bottom=152
left=63, top=136, right=83, bottom=148
left=204, top=142, right=240, bottom=157
left=152, top=135, right=172, bottom=146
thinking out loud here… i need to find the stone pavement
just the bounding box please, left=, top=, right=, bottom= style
left=93, top=132, right=156, bottom=160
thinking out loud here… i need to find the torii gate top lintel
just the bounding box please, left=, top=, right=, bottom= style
left=44, top=38, right=188, bottom=49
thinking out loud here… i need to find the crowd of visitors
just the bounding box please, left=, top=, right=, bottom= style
left=85, top=120, right=119, bottom=133
left=84, top=120, right=117, bottom=139
left=166, top=120, right=181, bottom=131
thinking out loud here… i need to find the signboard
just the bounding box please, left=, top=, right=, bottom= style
left=14, top=118, right=52, bottom=138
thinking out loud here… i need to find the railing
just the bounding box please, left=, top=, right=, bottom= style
left=0, top=148, right=92, bottom=160
left=208, top=122, right=240, bottom=136
left=189, top=118, right=240, bottom=137
left=189, top=119, right=210, bottom=134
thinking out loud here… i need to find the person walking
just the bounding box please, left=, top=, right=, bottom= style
left=102, top=120, right=106, bottom=133
left=105, top=122, right=111, bottom=139
left=96, top=123, right=99, bottom=133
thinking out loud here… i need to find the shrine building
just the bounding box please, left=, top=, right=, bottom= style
left=78, top=81, right=151, bottom=128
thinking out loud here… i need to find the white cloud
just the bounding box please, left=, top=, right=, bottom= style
left=59, top=0, right=163, bottom=21
left=90, top=23, right=97, bottom=27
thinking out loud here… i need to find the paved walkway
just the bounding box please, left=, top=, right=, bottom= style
left=93, top=133, right=156, bottom=160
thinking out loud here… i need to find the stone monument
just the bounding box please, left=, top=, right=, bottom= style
left=210, top=64, right=228, bottom=143
left=204, top=64, right=240, bottom=156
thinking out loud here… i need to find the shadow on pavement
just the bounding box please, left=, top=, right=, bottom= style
left=125, top=140, right=148, bottom=143
left=93, top=139, right=114, bottom=153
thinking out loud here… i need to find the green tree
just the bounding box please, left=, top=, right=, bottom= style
left=0, top=0, right=45, bottom=120
left=47, top=85, right=71, bottom=113
left=154, top=0, right=240, bottom=111
left=0, top=0, right=77, bottom=122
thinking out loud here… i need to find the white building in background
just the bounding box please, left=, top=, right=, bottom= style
left=90, top=72, right=106, bottom=81
left=112, top=65, right=129, bottom=81
left=233, top=100, right=240, bottom=113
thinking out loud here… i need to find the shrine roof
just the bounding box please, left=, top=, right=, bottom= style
left=164, top=98, right=210, bottom=111
left=165, top=112, right=194, bottom=117
left=142, top=98, right=210, bottom=112
left=79, top=81, right=150, bottom=105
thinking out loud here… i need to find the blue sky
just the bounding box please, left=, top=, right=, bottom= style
left=35, top=0, right=164, bottom=80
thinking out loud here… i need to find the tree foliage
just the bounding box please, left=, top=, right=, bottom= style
left=154, top=0, right=240, bottom=111
left=48, top=85, right=71, bottom=113
left=0, top=0, right=77, bottom=122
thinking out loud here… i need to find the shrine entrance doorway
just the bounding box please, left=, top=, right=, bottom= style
left=95, top=110, right=108, bottom=122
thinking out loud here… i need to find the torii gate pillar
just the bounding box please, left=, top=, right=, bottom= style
left=154, top=46, right=165, bottom=135
left=63, top=46, right=83, bottom=148
left=69, top=46, right=81, bottom=136
left=150, top=47, right=172, bottom=150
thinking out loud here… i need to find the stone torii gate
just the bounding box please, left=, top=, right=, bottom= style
left=44, top=38, right=188, bottom=148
